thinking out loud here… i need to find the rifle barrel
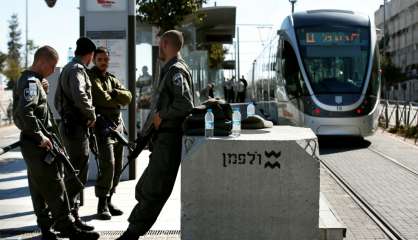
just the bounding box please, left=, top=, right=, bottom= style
left=0, top=141, right=21, bottom=156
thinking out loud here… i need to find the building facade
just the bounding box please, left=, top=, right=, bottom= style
left=375, top=0, right=418, bottom=75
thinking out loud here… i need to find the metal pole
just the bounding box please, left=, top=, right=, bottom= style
left=292, top=3, right=294, bottom=13
left=385, top=101, right=389, bottom=128
left=383, top=0, right=387, bottom=55
left=252, top=60, right=256, bottom=100
left=128, top=0, right=136, bottom=180
left=237, top=26, right=240, bottom=80
left=25, top=0, right=28, bottom=69
left=396, top=102, right=400, bottom=129
left=234, top=39, right=237, bottom=80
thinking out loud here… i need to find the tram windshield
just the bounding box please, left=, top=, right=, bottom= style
left=296, top=26, right=370, bottom=94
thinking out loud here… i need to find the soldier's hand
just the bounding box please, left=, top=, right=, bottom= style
left=39, top=137, right=53, bottom=151
left=153, top=112, right=162, bottom=130
left=41, top=79, right=49, bottom=93
left=87, top=119, right=96, bottom=128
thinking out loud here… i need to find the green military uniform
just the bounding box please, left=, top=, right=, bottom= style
left=54, top=56, right=95, bottom=209
left=127, top=56, right=194, bottom=235
left=13, top=70, right=74, bottom=231
left=88, top=66, right=132, bottom=198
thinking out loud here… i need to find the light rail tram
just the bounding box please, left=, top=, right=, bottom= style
left=250, top=9, right=381, bottom=136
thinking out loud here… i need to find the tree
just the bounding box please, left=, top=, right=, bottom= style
left=208, top=43, right=227, bottom=69
left=381, top=54, right=406, bottom=89
left=5, top=58, right=21, bottom=89
left=27, top=39, right=38, bottom=55
left=4, top=14, right=23, bottom=89
left=25, top=39, right=38, bottom=67
left=136, top=0, right=206, bottom=34
left=0, top=52, right=7, bottom=73
left=7, top=14, right=22, bottom=63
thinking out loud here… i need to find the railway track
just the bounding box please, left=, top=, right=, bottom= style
left=320, top=139, right=418, bottom=240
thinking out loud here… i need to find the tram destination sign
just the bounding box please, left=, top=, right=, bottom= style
left=299, top=30, right=367, bottom=46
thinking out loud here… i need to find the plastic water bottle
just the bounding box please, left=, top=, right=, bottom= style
left=205, top=108, right=214, bottom=138
left=247, top=102, right=255, bottom=117
left=67, top=47, right=74, bottom=62
left=232, top=108, right=241, bottom=137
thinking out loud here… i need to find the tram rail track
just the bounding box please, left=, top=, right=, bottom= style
left=319, top=143, right=418, bottom=240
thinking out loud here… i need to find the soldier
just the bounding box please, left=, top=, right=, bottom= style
left=13, top=46, right=99, bottom=240
left=117, top=30, right=194, bottom=240
left=54, top=37, right=96, bottom=231
left=89, top=46, right=132, bottom=220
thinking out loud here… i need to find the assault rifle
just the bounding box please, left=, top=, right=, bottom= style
left=96, top=114, right=154, bottom=175
left=0, top=141, right=20, bottom=156
left=87, top=128, right=101, bottom=177
left=37, top=119, right=84, bottom=193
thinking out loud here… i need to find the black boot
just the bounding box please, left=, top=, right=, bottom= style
left=71, top=208, right=95, bottom=231
left=40, top=227, right=58, bottom=240
left=116, top=229, right=141, bottom=240
left=97, top=197, right=111, bottom=220
left=60, top=224, right=100, bottom=240
left=108, top=194, right=123, bottom=216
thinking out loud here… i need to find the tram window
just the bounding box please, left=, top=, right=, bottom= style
left=282, top=41, right=303, bottom=98
left=296, top=26, right=370, bottom=94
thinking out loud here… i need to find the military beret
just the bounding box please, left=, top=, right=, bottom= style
left=75, top=37, right=96, bottom=56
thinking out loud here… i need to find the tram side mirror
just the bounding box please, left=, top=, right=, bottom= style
left=277, top=30, right=284, bottom=36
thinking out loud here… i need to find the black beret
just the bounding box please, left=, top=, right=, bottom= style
left=75, top=37, right=96, bottom=56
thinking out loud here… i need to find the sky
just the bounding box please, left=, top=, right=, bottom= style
left=0, top=0, right=383, bottom=79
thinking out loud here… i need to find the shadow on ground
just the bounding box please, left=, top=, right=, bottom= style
left=0, top=158, right=26, bottom=174
left=0, top=226, right=41, bottom=239
left=0, top=186, right=30, bottom=200
left=0, top=211, right=34, bottom=221
left=318, top=136, right=371, bottom=155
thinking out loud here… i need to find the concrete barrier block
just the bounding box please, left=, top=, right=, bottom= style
left=181, top=126, right=319, bottom=240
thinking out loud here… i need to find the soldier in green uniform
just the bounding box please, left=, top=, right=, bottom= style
left=117, top=30, right=194, bottom=240
left=54, top=37, right=96, bottom=231
left=13, top=46, right=100, bottom=240
left=89, top=47, right=132, bottom=220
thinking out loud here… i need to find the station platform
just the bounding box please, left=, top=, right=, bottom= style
left=319, top=193, right=346, bottom=240
left=0, top=135, right=345, bottom=240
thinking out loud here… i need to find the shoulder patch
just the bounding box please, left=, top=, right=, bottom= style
left=173, top=72, right=183, bottom=87
left=27, top=76, right=37, bottom=82
left=24, top=82, right=38, bottom=101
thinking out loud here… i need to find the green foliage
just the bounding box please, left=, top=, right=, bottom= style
left=5, top=58, right=21, bottom=89
left=381, top=54, right=407, bottom=90
left=27, top=39, right=37, bottom=54
left=0, top=52, right=7, bottom=73
left=7, top=14, right=22, bottom=63
left=388, top=126, right=401, bottom=134
left=4, top=13, right=23, bottom=89
left=136, top=0, right=206, bottom=34
left=404, top=126, right=418, bottom=138
left=208, top=43, right=227, bottom=69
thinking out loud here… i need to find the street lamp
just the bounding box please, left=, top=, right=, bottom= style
left=289, top=0, right=297, bottom=14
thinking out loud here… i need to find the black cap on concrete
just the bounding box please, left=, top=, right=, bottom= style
left=75, top=37, right=96, bottom=56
